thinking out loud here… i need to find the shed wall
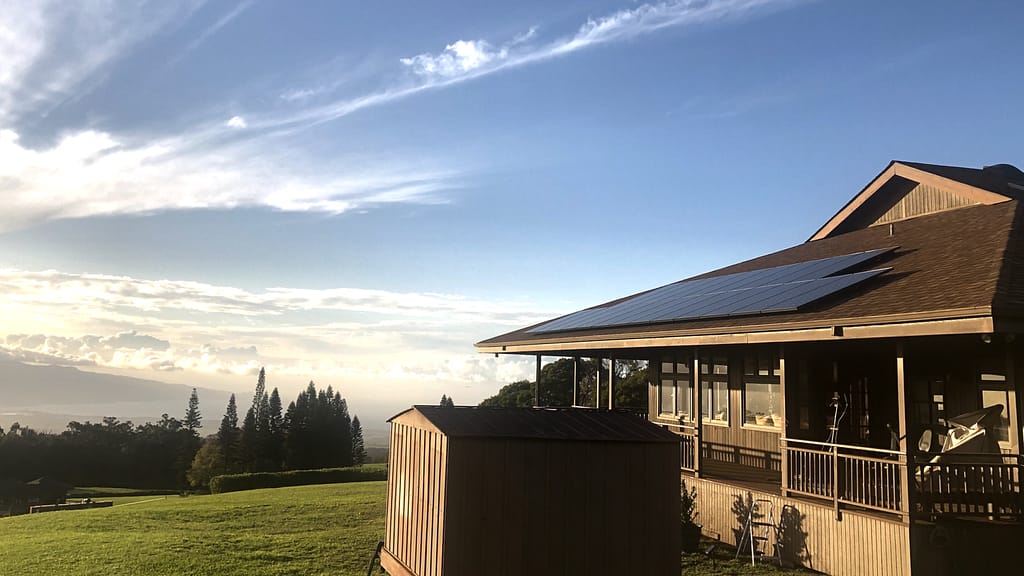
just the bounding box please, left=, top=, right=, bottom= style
left=442, top=438, right=680, bottom=576
left=385, top=422, right=448, bottom=576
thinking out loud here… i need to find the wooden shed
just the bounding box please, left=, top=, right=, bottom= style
left=382, top=406, right=681, bottom=576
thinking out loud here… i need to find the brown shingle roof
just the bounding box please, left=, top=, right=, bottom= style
left=479, top=200, right=1023, bottom=350
left=390, top=405, right=680, bottom=442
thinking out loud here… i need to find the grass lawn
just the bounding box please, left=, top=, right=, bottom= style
left=2, top=479, right=802, bottom=575
left=0, top=481, right=386, bottom=576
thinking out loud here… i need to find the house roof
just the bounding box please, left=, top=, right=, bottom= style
left=478, top=162, right=1024, bottom=354
left=389, top=405, right=680, bottom=442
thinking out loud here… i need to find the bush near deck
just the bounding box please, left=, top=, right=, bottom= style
left=209, top=463, right=386, bottom=494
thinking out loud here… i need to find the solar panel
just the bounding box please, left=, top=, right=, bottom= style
left=528, top=247, right=895, bottom=333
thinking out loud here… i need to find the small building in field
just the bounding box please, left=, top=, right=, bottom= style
left=383, top=405, right=681, bottom=576
left=478, top=161, right=1024, bottom=576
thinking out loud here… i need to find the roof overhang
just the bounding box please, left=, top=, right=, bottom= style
left=808, top=161, right=1013, bottom=241
left=477, top=308, right=994, bottom=355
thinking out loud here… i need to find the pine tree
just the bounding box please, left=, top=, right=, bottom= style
left=217, top=394, right=240, bottom=472
left=440, top=394, right=455, bottom=407
left=267, top=388, right=284, bottom=470
left=351, top=415, right=366, bottom=466
left=184, top=388, right=201, bottom=433
left=240, top=406, right=256, bottom=471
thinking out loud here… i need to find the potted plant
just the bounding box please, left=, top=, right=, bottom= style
left=680, top=478, right=701, bottom=553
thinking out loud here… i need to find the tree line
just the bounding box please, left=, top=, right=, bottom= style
left=0, top=368, right=366, bottom=490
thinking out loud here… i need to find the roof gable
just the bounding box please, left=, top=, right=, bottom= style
left=809, top=161, right=1019, bottom=241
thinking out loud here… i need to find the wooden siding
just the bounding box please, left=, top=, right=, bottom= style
left=693, top=475, right=910, bottom=576
left=384, top=422, right=448, bottom=576
left=441, top=438, right=680, bottom=576
left=873, top=182, right=976, bottom=226
left=702, top=424, right=781, bottom=472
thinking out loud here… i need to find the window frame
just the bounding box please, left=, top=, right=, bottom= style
left=741, top=350, right=781, bottom=430
left=658, top=356, right=693, bottom=420
left=700, top=355, right=730, bottom=426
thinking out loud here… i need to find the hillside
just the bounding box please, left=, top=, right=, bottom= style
left=0, top=356, right=235, bottom=433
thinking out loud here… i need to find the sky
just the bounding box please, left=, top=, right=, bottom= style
left=1, top=0, right=1022, bottom=429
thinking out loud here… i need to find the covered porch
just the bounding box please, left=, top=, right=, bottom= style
left=532, top=332, right=1024, bottom=523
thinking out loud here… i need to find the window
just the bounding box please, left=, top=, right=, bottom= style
left=979, top=357, right=1012, bottom=450
left=700, top=356, right=729, bottom=423
left=658, top=357, right=692, bottom=419
left=743, top=350, right=780, bottom=428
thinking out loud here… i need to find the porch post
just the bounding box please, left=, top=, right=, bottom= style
left=896, top=342, right=911, bottom=522
left=572, top=356, right=579, bottom=407
left=1006, top=343, right=1021, bottom=454
left=595, top=357, right=602, bottom=409
left=534, top=354, right=542, bottom=407
left=608, top=357, right=615, bottom=410
left=694, top=350, right=703, bottom=478
left=779, top=344, right=789, bottom=497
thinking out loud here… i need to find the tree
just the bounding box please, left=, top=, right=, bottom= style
left=351, top=416, right=366, bottom=466
left=439, top=394, right=455, bottom=407
left=217, top=394, right=241, bottom=472
left=187, top=440, right=225, bottom=489
left=184, top=388, right=201, bottom=434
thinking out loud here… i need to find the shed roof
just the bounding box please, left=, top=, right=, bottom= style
left=478, top=161, right=1024, bottom=353
left=389, top=406, right=680, bottom=443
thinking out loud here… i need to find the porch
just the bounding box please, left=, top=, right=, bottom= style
left=639, top=334, right=1024, bottom=522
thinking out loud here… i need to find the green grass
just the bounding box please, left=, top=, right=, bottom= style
left=681, top=542, right=813, bottom=575
left=0, top=482, right=386, bottom=576
left=3, top=480, right=801, bottom=575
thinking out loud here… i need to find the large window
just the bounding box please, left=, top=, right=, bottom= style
left=659, top=357, right=692, bottom=418
left=743, top=351, right=780, bottom=428
left=700, top=356, right=729, bottom=424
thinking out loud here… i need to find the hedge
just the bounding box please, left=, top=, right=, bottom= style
left=209, top=464, right=388, bottom=494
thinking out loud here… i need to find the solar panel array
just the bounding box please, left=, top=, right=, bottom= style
left=528, top=247, right=895, bottom=334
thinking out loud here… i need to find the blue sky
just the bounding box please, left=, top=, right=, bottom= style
left=1, top=0, right=1022, bottom=426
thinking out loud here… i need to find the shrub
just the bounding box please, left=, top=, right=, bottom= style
left=209, top=464, right=387, bottom=494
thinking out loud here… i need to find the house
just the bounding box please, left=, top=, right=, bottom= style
left=477, top=161, right=1024, bottom=576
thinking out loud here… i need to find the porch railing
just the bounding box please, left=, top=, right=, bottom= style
left=912, top=453, right=1024, bottom=519
left=656, top=421, right=697, bottom=471
left=782, top=438, right=905, bottom=516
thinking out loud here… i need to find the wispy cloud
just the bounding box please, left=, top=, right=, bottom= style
left=0, top=0, right=800, bottom=231
left=0, top=0, right=204, bottom=125
left=256, top=0, right=798, bottom=131
left=171, top=0, right=255, bottom=64
left=0, top=127, right=458, bottom=232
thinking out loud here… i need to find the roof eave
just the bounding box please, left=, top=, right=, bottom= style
left=477, top=307, right=995, bottom=354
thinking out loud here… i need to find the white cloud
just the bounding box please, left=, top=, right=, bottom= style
left=401, top=40, right=506, bottom=79
left=226, top=115, right=247, bottom=128
left=0, top=0, right=204, bottom=124
left=0, top=267, right=554, bottom=398
left=0, top=126, right=458, bottom=232
left=256, top=0, right=798, bottom=131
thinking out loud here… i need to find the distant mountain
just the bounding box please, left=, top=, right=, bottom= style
left=0, top=357, right=235, bottom=434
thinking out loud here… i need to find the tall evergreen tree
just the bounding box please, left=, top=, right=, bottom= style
left=239, top=406, right=256, bottom=470
left=440, top=394, right=455, bottom=407
left=217, top=394, right=240, bottom=472
left=184, top=388, right=201, bottom=434
left=267, top=388, right=284, bottom=470
left=351, top=415, right=366, bottom=466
